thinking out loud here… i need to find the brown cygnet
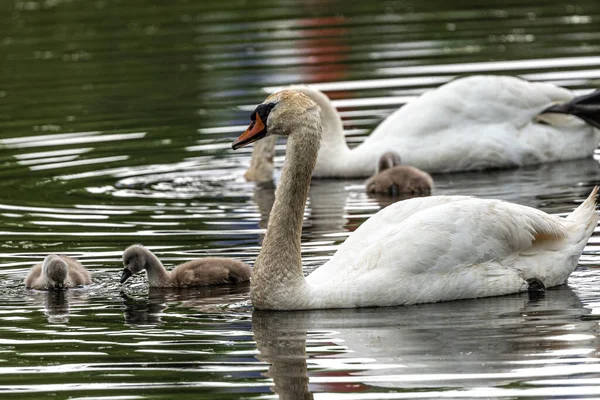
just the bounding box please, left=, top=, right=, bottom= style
left=120, top=244, right=251, bottom=288
left=366, top=151, right=433, bottom=195
left=24, top=254, right=92, bottom=290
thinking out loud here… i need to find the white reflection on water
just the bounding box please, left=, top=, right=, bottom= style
left=1, top=132, right=146, bottom=149
left=254, top=284, right=600, bottom=398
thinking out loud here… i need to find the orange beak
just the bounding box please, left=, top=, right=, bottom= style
left=232, top=113, right=267, bottom=150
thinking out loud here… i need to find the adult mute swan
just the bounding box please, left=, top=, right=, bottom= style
left=120, top=244, right=251, bottom=288
left=232, top=89, right=599, bottom=310
left=366, top=151, right=433, bottom=195
left=25, top=254, right=92, bottom=290
left=243, top=76, right=600, bottom=179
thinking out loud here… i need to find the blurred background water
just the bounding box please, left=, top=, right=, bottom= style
left=2, top=0, right=600, bottom=398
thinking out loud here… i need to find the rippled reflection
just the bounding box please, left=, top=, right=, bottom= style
left=254, top=284, right=600, bottom=398
left=121, top=285, right=251, bottom=326
left=1, top=0, right=600, bottom=398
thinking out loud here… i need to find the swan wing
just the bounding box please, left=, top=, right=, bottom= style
left=306, top=195, right=472, bottom=281
left=357, top=76, right=596, bottom=172
left=333, top=195, right=473, bottom=253
left=368, top=75, right=575, bottom=142
left=306, top=197, right=572, bottom=306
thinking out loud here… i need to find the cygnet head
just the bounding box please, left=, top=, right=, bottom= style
left=42, top=255, right=68, bottom=290
left=377, top=151, right=402, bottom=172
left=232, top=89, right=320, bottom=150
left=121, top=244, right=149, bottom=284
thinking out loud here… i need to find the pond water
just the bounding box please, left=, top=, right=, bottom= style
left=2, top=0, right=600, bottom=398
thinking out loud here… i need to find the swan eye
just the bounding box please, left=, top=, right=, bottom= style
left=253, top=102, right=276, bottom=124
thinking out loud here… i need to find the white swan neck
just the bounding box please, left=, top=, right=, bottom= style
left=292, top=86, right=345, bottom=147
left=144, top=252, right=170, bottom=286
left=312, top=96, right=379, bottom=177
left=252, top=111, right=322, bottom=309
left=317, top=97, right=344, bottom=146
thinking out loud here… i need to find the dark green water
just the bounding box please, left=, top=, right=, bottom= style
left=1, top=0, right=600, bottom=398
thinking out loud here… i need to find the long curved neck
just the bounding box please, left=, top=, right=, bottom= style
left=251, top=111, right=322, bottom=310
left=306, top=90, right=379, bottom=178
left=144, top=252, right=170, bottom=286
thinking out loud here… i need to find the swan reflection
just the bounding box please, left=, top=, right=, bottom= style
left=121, top=284, right=250, bottom=326
left=253, top=286, right=599, bottom=397
left=434, top=157, right=600, bottom=208
left=43, top=290, right=70, bottom=323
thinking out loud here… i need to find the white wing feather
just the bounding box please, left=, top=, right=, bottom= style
left=306, top=196, right=574, bottom=307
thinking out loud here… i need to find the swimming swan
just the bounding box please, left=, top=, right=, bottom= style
left=24, top=254, right=92, bottom=290
left=232, top=89, right=599, bottom=310
left=366, top=151, right=433, bottom=195
left=120, top=244, right=251, bottom=288
left=244, top=76, right=600, bottom=179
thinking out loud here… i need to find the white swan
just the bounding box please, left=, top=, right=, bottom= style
left=232, top=89, right=599, bottom=310
left=244, top=76, right=600, bottom=179
left=24, top=254, right=92, bottom=290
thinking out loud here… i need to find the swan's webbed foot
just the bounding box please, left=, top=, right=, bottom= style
left=526, top=278, right=546, bottom=300
left=527, top=278, right=545, bottom=292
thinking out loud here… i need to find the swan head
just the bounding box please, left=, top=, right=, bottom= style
left=41, top=255, right=68, bottom=290
left=232, top=89, right=320, bottom=150
left=121, top=244, right=149, bottom=284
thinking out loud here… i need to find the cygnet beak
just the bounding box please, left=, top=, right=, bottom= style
left=120, top=268, right=133, bottom=284
left=53, top=282, right=64, bottom=290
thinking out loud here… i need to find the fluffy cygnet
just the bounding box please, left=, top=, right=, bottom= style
left=120, top=244, right=251, bottom=288
left=366, top=151, right=433, bottom=195
left=24, top=254, right=92, bottom=290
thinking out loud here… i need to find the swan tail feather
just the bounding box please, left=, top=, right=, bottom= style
left=542, top=89, right=600, bottom=129
left=566, top=187, right=599, bottom=235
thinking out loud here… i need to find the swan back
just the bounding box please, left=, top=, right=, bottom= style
left=304, top=189, right=597, bottom=308
left=365, top=75, right=598, bottom=172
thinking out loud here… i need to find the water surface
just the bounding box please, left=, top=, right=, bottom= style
left=1, top=0, right=600, bottom=398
